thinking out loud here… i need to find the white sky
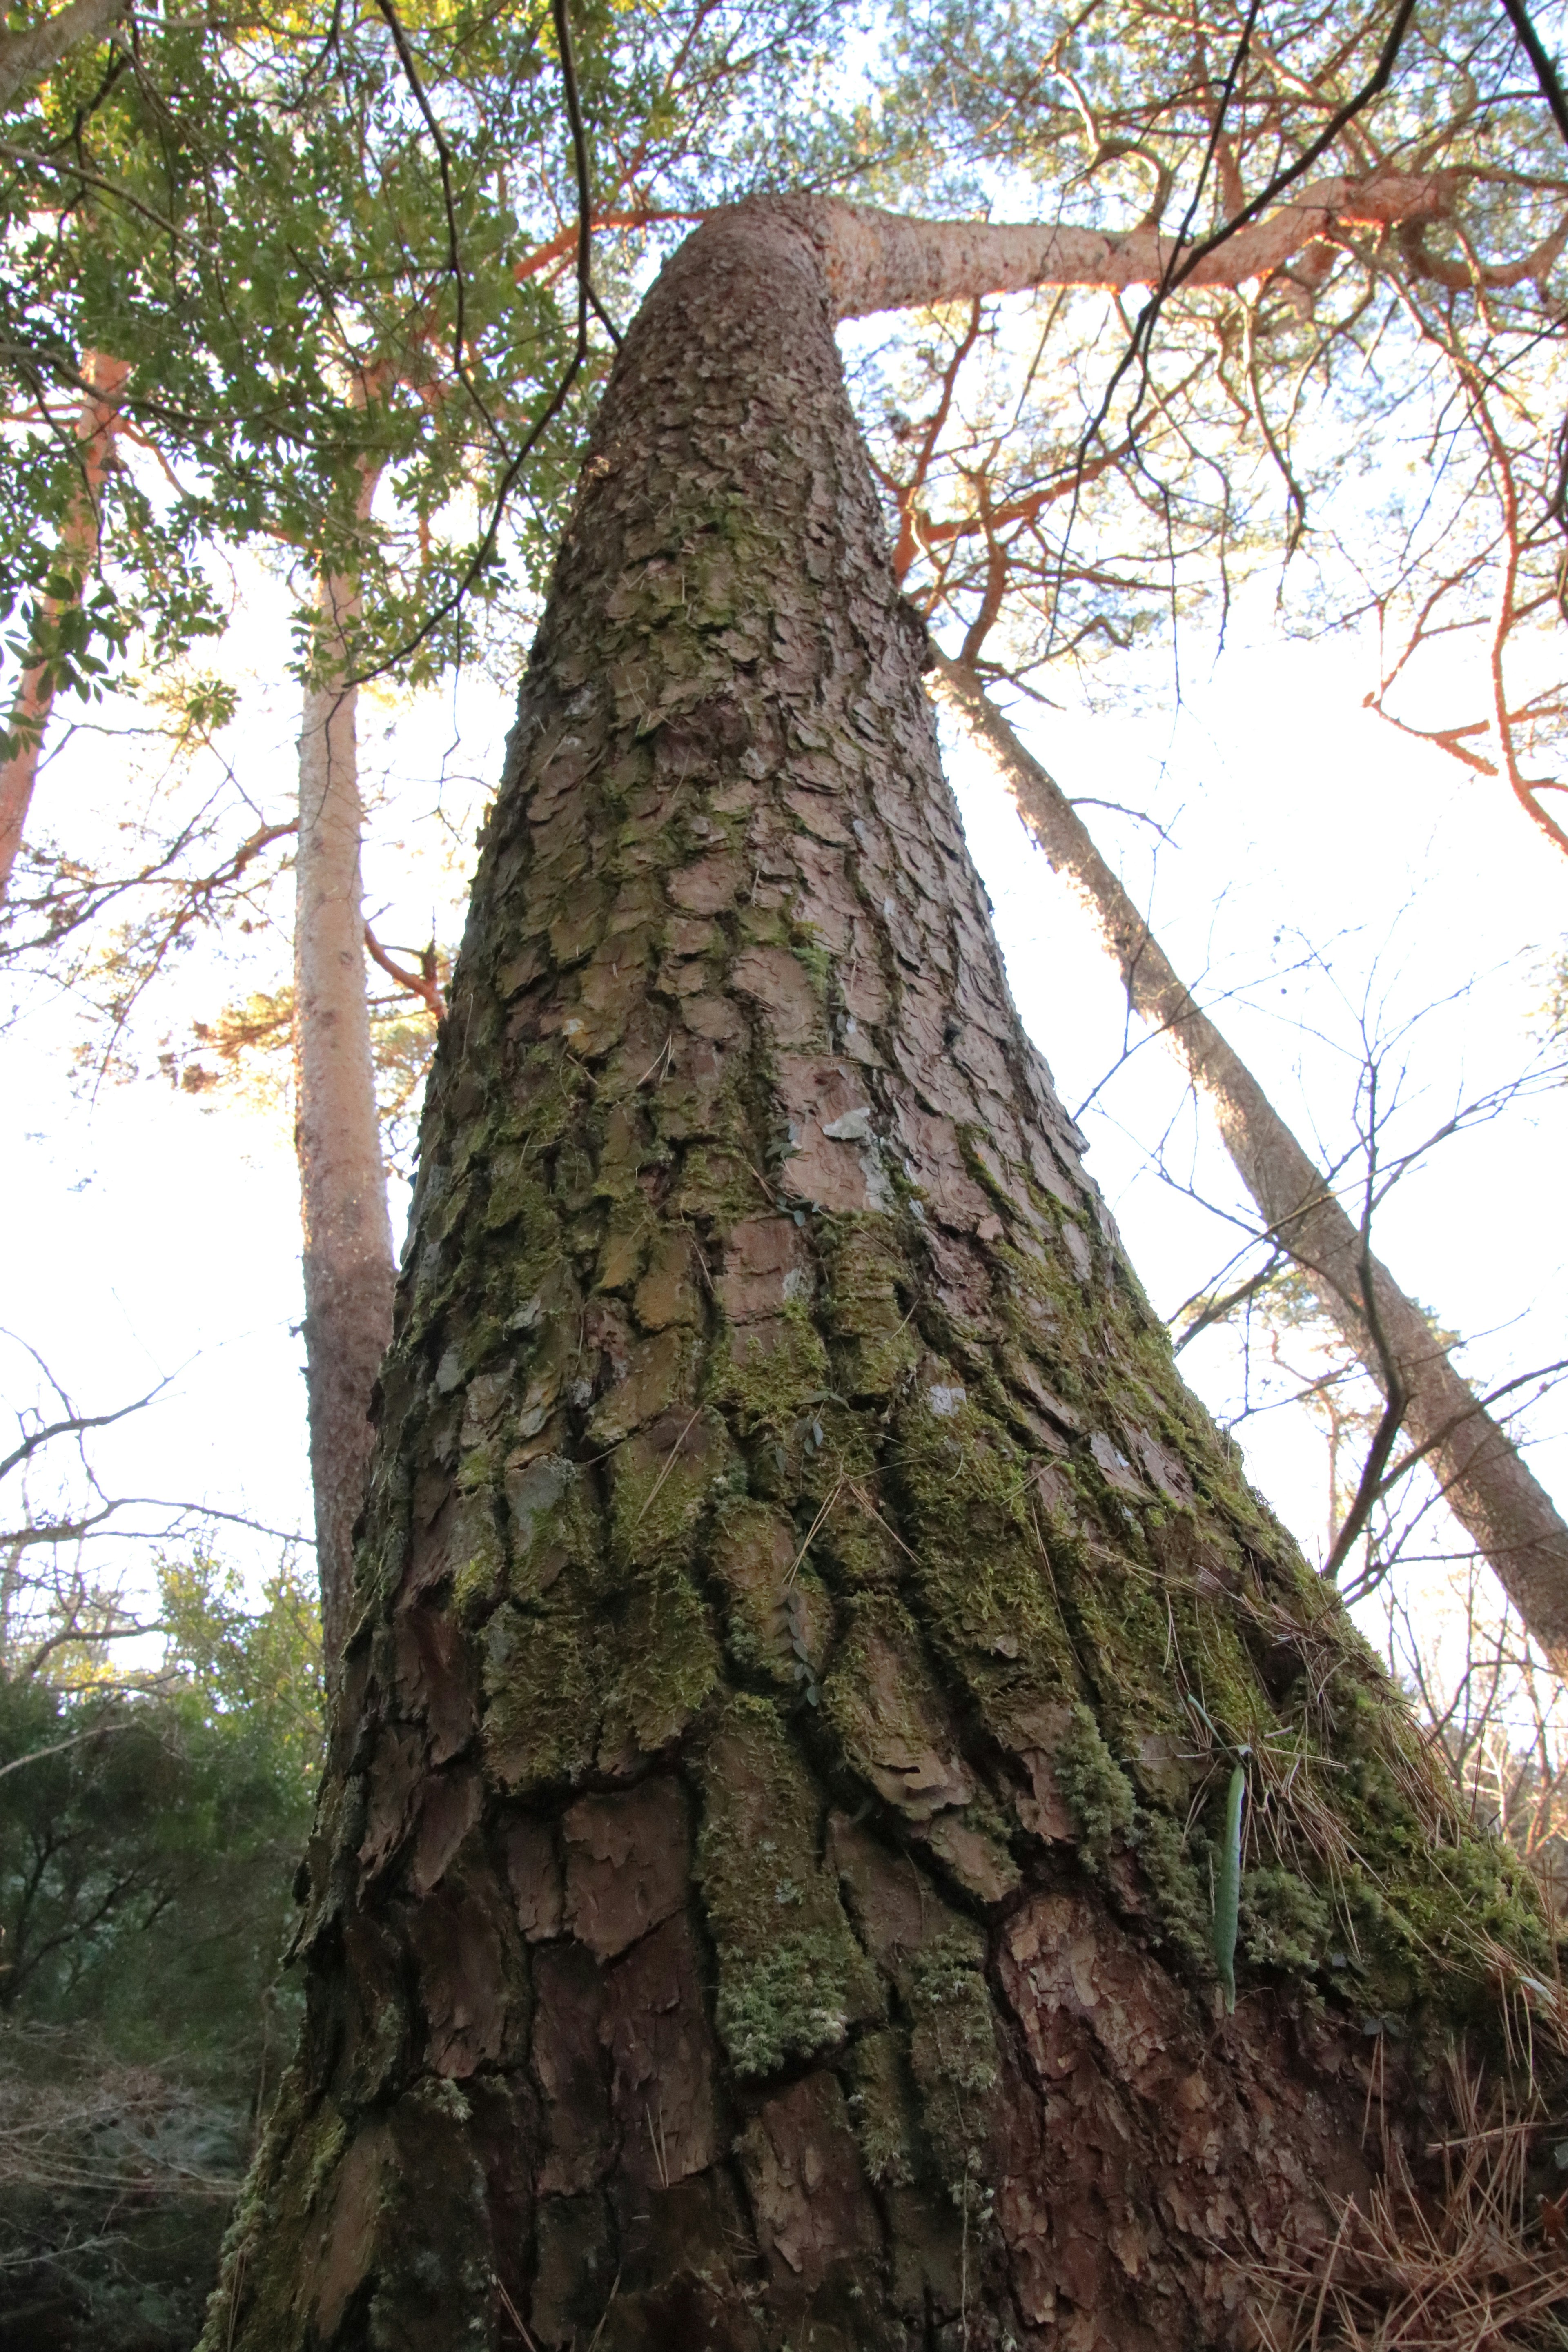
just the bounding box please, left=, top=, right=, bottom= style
left=945, top=615, right=1568, bottom=1569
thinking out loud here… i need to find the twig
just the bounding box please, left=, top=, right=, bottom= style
left=630, top=1413, right=701, bottom=1529
left=363, top=921, right=446, bottom=1018
left=494, top=2278, right=541, bottom=2351
left=552, top=0, right=621, bottom=350
left=1049, top=0, right=1421, bottom=655
left=1320, top=1065, right=1404, bottom=1580
left=584, top=2268, right=622, bottom=2352
left=0, top=1721, right=133, bottom=1782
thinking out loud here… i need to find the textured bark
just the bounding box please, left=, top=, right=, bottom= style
left=0, top=0, right=125, bottom=107
left=935, top=652, right=1568, bottom=1673
left=207, top=199, right=1552, bottom=2352
left=0, top=352, right=129, bottom=900
left=295, top=496, right=396, bottom=1664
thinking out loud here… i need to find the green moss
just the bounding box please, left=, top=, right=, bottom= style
left=450, top=1494, right=508, bottom=1617
left=709, top=1301, right=831, bottom=1438
left=1063, top=1526, right=1271, bottom=1774
left=433, top=1310, right=510, bottom=1395
left=921, top=1799, right=1022, bottom=1906
left=632, top=1229, right=703, bottom=1330
left=420, top=1167, right=474, bottom=1250
left=889, top=1383, right=1081, bottom=1728
left=1241, top=1867, right=1333, bottom=1974
left=592, top=1099, right=653, bottom=1205
left=599, top=1564, right=721, bottom=1764
left=596, top=1202, right=651, bottom=1292
left=509, top=1042, right=589, bottom=1152
left=815, top=1506, right=903, bottom=1589
left=549, top=882, right=610, bottom=968
left=1131, top=1806, right=1213, bottom=1972
left=1054, top=1703, right=1136, bottom=1867
left=818, top=1218, right=918, bottom=1398
left=695, top=1694, right=877, bottom=2079
left=666, top=1146, right=760, bottom=1225
left=607, top=1408, right=739, bottom=1568
left=195, top=2074, right=343, bottom=2352
left=733, top=899, right=793, bottom=952
left=822, top=1592, right=966, bottom=1820
left=501, top=1451, right=580, bottom=1600
left=646, top=1036, right=755, bottom=1151
left=480, top=1149, right=554, bottom=1238
left=482, top=1595, right=596, bottom=1792
left=846, top=2030, right=917, bottom=2187
left=455, top=1430, right=503, bottom=1498
left=717, top=1926, right=864, bottom=2078
left=901, top=1929, right=999, bottom=2193
left=708, top=1499, right=831, bottom=1693
left=788, top=919, right=834, bottom=989
left=1344, top=1831, right=1553, bottom=2020
left=303, top=2107, right=350, bottom=2208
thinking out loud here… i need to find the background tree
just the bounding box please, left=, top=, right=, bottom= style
left=0, top=352, right=129, bottom=897
left=935, top=651, right=1568, bottom=1664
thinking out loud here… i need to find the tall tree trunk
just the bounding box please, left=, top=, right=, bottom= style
left=934, top=652, right=1568, bottom=1670
left=294, top=477, right=396, bottom=1664
left=206, top=198, right=1551, bottom=2352
left=0, top=351, right=129, bottom=900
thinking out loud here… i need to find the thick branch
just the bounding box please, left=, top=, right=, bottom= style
left=0, top=0, right=125, bottom=108
left=364, top=920, right=446, bottom=1019
left=797, top=178, right=1455, bottom=320
left=934, top=650, right=1568, bottom=1668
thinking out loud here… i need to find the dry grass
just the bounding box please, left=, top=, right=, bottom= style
left=1250, top=2070, right=1568, bottom=2351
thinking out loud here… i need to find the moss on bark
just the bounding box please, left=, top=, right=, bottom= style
left=205, top=197, right=1562, bottom=2352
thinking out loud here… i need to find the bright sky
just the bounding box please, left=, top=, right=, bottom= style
left=946, top=612, right=1568, bottom=1574
left=5, top=445, right=1566, bottom=1694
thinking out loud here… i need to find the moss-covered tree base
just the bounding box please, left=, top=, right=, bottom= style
left=204, top=198, right=1559, bottom=2352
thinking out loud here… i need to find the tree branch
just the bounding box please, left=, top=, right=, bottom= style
left=364, top=920, right=446, bottom=1018
left=0, top=0, right=127, bottom=110
left=1497, top=0, right=1568, bottom=154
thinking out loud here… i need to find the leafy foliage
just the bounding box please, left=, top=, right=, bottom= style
left=0, top=1548, right=321, bottom=2040
left=0, top=0, right=862, bottom=718
left=0, top=1550, right=322, bottom=2351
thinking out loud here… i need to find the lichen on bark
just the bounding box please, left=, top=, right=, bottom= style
left=205, top=196, right=1561, bottom=2352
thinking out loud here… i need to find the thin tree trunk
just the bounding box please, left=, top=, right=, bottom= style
left=0, top=352, right=129, bottom=900
left=206, top=197, right=1548, bottom=2352
left=934, top=651, right=1568, bottom=1670
left=294, top=463, right=396, bottom=1664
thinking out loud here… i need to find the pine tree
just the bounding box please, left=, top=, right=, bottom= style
left=204, top=196, right=1557, bottom=2352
